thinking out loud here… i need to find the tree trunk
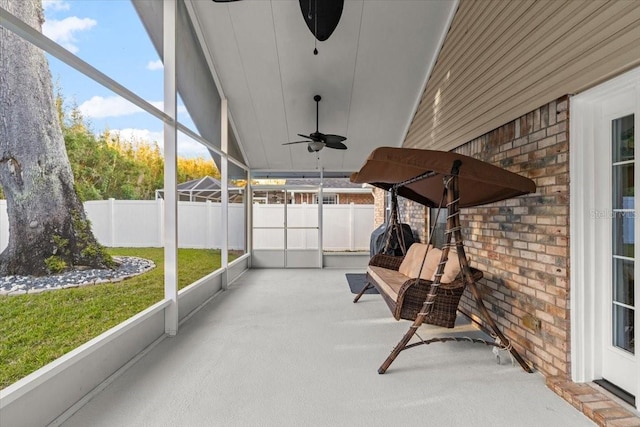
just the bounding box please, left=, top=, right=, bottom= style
left=0, top=0, right=112, bottom=276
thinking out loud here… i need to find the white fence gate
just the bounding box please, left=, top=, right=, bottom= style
left=0, top=200, right=373, bottom=252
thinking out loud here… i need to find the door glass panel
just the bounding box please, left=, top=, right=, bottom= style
left=287, top=229, right=319, bottom=250
left=613, top=214, right=635, bottom=258
left=613, top=115, right=635, bottom=162
left=613, top=164, right=634, bottom=209
left=253, top=229, right=284, bottom=250
left=228, top=162, right=247, bottom=258
left=613, top=305, right=635, bottom=353
left=614, top=258, right=635, bottom=306
left=612, top=114, right=635, bottom=354
left=286, top=201, right=318, bottom=228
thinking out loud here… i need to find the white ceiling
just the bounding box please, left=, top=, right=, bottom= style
left=188, top=0, right=457, bottom=174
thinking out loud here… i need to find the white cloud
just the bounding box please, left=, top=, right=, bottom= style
left=79, top=96, right=187, bottom=119
left=43, top=0, right=70, bottom=12
left=79, top=96, right=143, bottom=119
left=110, top=128, right=164, bottom=145
left=178, top=134, right=212, bottom=159
left=42, top=16, right=97, bottom=54
left=147, top=60, right=163, bottom=71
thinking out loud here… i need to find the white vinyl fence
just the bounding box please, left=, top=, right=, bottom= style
left=322, top=203, right=374, bottom=251
left=0, top=200, right=373, bottom=252
left=0, top=200, right=7, bottom=252
left=84, top=199, right=246, bottom=249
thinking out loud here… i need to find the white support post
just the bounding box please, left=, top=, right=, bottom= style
left=163, top=0, right=178, bottom=336
left=221, top=99, right=229, bottom=289
left=247, top=179, right=253, bottom=268
left=108, top=198, right=115, bottom=247
left=206, top=200, right=214, bottom=249
left=318, top=169, right=324, bottom=268
left=157, top=198, right=164, bottom=247
left=349, top=202, right=355, bottom=251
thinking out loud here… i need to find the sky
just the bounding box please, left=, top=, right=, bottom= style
left=41, top=0, right=210, bottom=158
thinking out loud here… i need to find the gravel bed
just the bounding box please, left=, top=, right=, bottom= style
left=0, top=256, right=155, bottom=296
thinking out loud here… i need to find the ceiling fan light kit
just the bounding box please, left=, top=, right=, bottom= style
left=308, top=141, right=325, bottom=153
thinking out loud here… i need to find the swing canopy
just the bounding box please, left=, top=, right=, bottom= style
left=350, top=147, right=536, bottom=208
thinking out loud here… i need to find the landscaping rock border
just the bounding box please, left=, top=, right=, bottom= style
left=0, top=256, right=155, bottom=296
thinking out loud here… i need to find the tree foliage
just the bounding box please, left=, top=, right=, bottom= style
left=177, top=156, right=221, bottom=185
left=0, top=93, right=221, bottom=201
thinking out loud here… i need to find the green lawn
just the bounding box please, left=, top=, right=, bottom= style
left=0, top=248, right=234, bottom=389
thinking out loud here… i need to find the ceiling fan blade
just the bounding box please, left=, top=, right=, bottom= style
left=323, top=134, right=347, bottom=144
left=299, top=133, right=323, bottom=142
left=325, top=140, right=348, bottom=150
left=282, top=140, right=311, bottom=145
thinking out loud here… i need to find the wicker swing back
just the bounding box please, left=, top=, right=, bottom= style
left=351, top=147, right=536, bottom=374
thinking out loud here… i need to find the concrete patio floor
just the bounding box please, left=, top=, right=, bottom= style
left=60, top=268, right=594, bottom=426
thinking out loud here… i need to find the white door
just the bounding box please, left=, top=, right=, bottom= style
left=600, top=90, right=638, bottom=396
left=594, top=80, right=640, bottom=396
left=252, top=188, right=286, bottom=268
left=570, top=66, right=640, bottom=403
left=284, top=188, right=321, bottom=268
left=251, top=186, right=322, bottom=268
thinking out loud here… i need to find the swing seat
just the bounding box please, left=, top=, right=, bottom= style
left=366, top=245, right=483, bottom=328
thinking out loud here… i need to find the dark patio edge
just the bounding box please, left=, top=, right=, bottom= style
left=546, top=377, right=640, bottom=426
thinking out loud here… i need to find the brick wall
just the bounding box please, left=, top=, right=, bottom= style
left=292, top=192, right=373, bottom=204
left=339, top=193, right=374, bottom=205
left=373, top=188, right=427, bottom=243
left=399, top=200, right=428, bottom=244
left=453, top=96, right=570, bottom=378
left=371, top=98, right=570, bottom=378
left=373, top=187, right=386, bottom=228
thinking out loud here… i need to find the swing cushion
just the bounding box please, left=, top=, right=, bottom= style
left=398, top=244, right=436, bottom=278
left=397, top=244, right=461, bottom=283
left=440, top=250, right=462, bottom=283
left=368, top=266, right=407, bottom=300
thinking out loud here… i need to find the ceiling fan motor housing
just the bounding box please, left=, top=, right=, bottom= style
left=309, top=141, right=325, bottom=152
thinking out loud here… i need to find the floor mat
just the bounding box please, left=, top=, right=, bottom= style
left=345, top=273, right=378, bottom=294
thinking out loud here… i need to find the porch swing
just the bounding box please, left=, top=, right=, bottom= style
left=350, top=147, right=536, bottom=374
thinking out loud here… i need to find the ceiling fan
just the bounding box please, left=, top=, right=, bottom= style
left=212, top=0, right=344, bottom=54
left=283, top=95, right=347, bottom=153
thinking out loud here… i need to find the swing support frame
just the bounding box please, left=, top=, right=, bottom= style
left=350, top=147, right=537, bottom=374
left=377, top=161, right=532, bottom=374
